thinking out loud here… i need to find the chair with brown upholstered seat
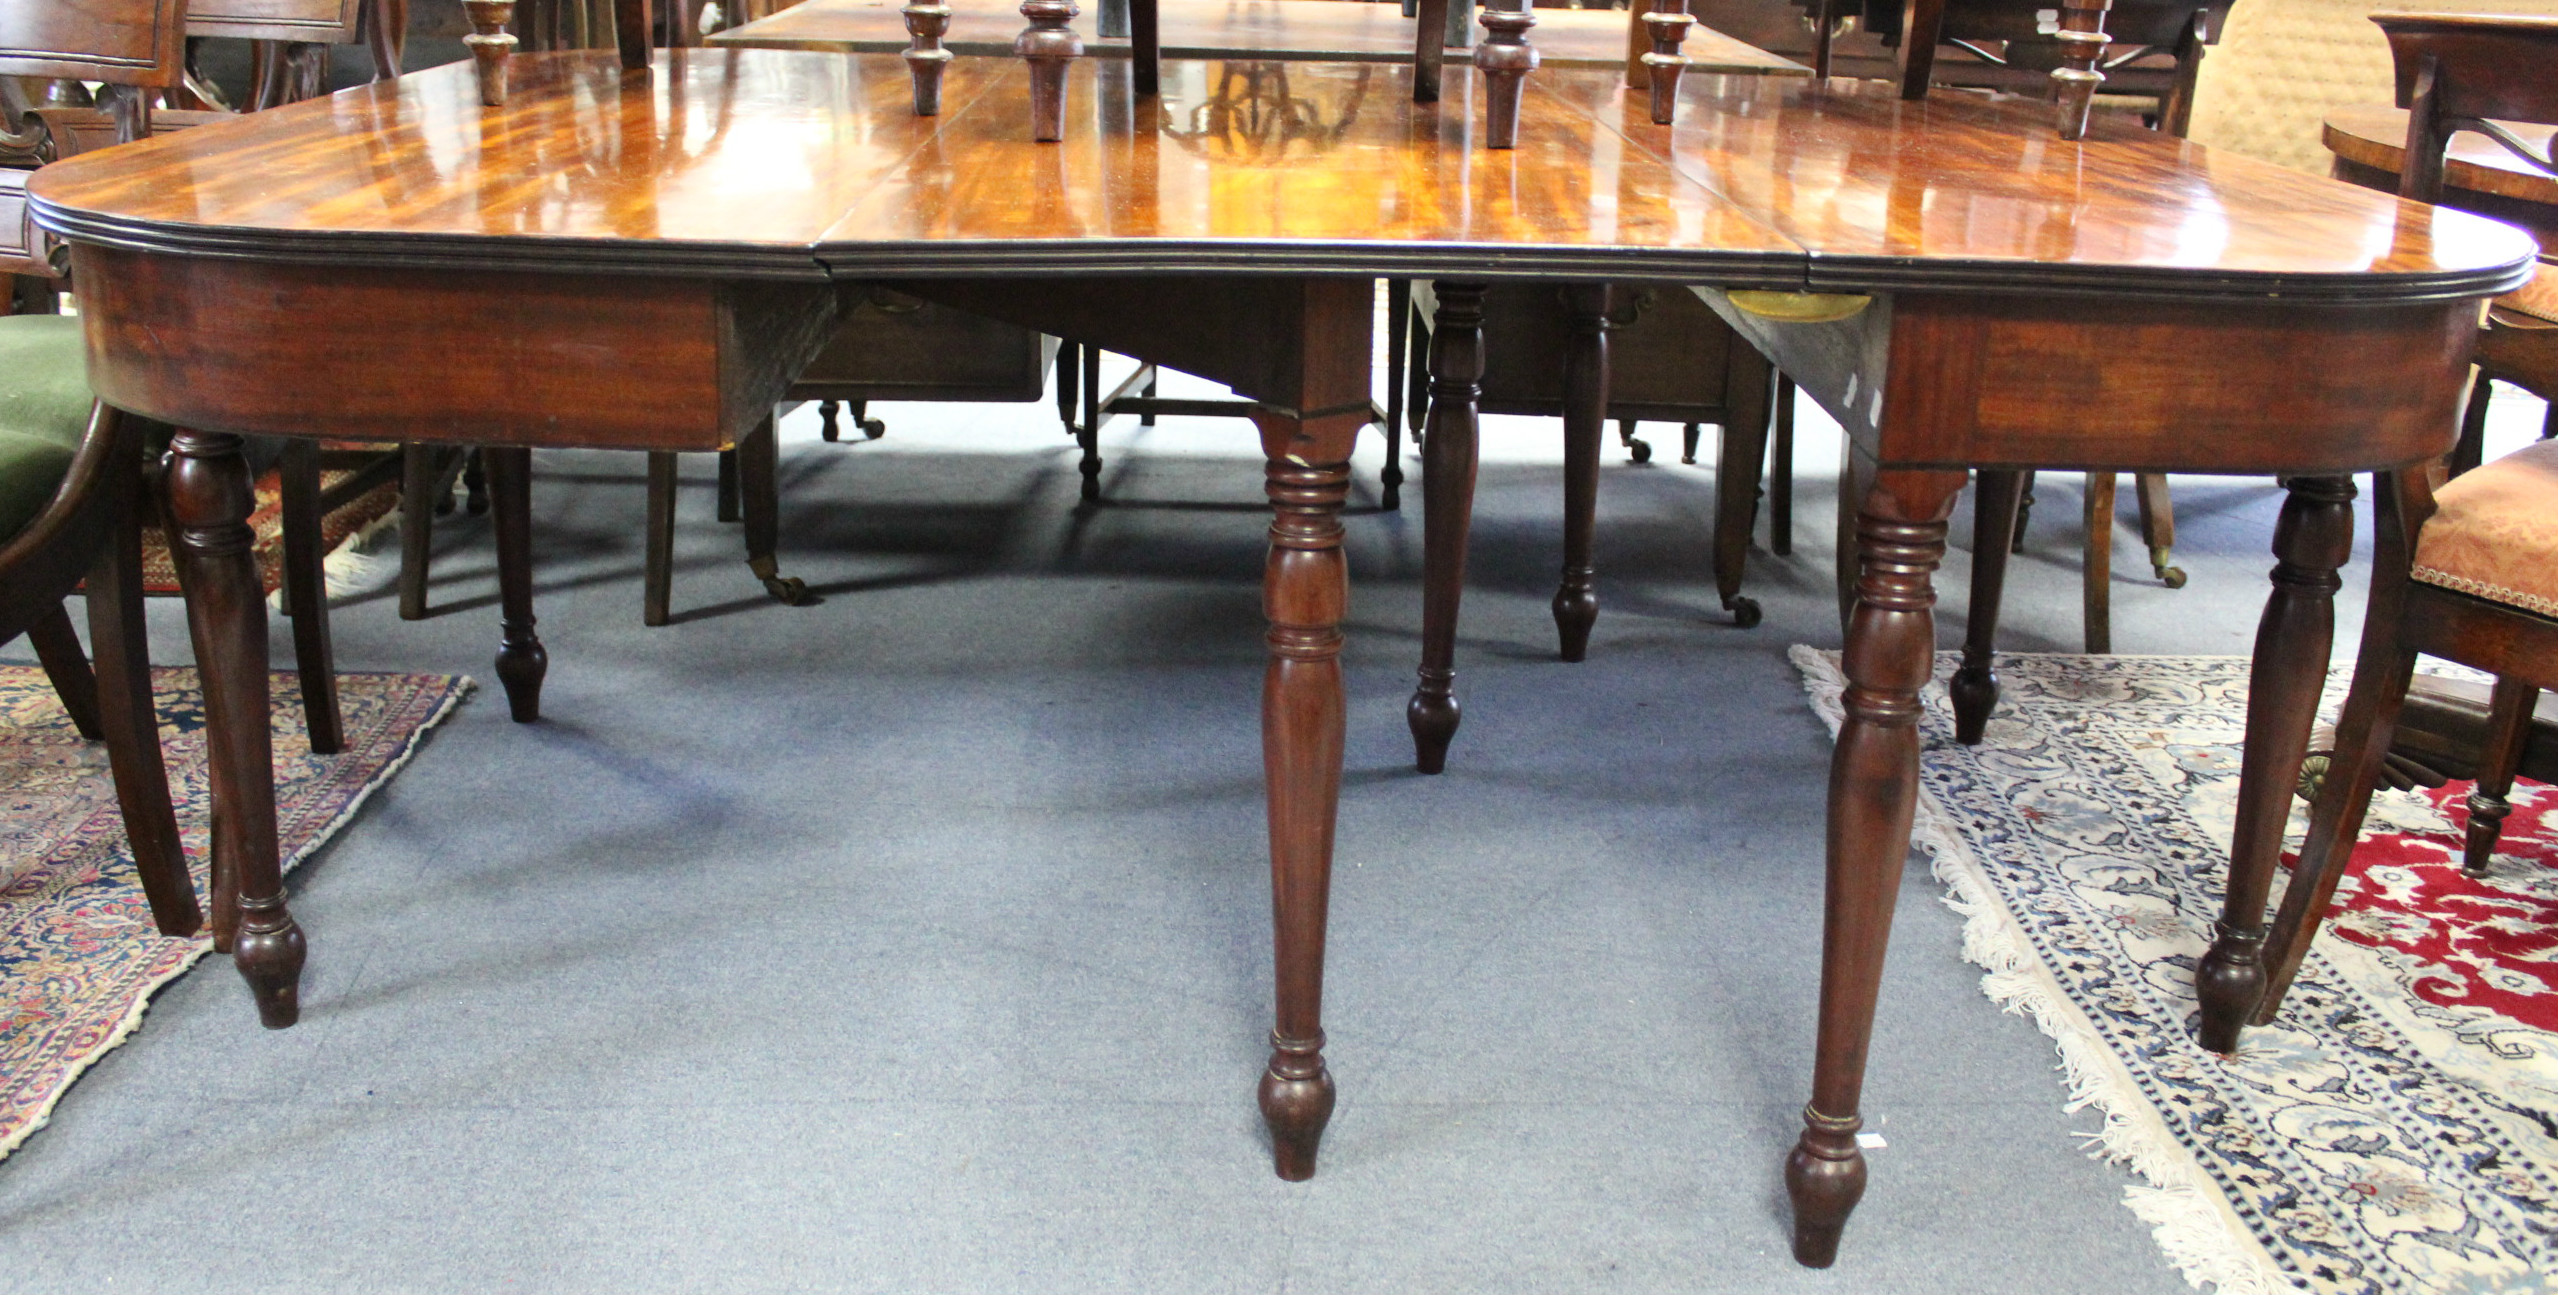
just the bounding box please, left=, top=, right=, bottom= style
left=2247, top=11, right=2558, bottom=1030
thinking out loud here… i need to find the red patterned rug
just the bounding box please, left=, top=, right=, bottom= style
left=0, top=663, right=469, bottom=1158
left=2298, top=777, right=2558, bottom=1033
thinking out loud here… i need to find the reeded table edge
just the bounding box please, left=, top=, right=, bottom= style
left=1800, top=252, right=2535, bottom=303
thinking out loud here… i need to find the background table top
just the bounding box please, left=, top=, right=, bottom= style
left=707, top=0, right=1810, bottom=76
left=31, top=49, right=2531, bottom=302
left=2323, top=104, right=2558, bottom=210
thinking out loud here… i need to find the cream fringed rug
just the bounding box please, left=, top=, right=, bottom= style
left=0, top=664, right=469, bottom=1160
left=1790, top=649, right=2556, bottom=1295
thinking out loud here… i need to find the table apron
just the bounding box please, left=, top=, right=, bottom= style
left=1701, top=287, right=2484, bottom=475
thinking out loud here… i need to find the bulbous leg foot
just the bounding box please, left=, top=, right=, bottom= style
left=1949, top=662, right=1997, bottom=745
left=2195, top=919, right=2266, bottom=1050
left=1784, top=1106, right=1866, bottom=1268
left=1553, top=578, right=1596, bottom=662
left=1407, top=669, right=1459, bottom=774
left=1258, top=1035, right=1335, bottom=1182
left=235, top=893, right=307, bottom=1029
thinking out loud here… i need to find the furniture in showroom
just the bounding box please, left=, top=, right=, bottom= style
left=29, top=32, right=2528, bottom=1273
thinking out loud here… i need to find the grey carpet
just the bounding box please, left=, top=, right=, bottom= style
left=0, top=359, right=2543, bottom=1294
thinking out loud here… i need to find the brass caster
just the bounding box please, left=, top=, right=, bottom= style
left=2151, top=548, right=2188, bottom=588
left=1725, top=596, right=1762, bottom=628
left=748, top=556, right=809, bottom=606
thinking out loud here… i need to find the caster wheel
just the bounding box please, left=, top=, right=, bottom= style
left=1628, top=439, right=1653, bottom=464
left=763, top=575, right=811, bottom=606
left=1725, top=596, right=1762, bottom=629
left=860, top=418, right=887, bottom=440
left=2157, top=565, right=2189, bottom=589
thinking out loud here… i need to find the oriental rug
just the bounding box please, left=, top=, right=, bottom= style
left=136, top=454, right=403, bottom=596
left=0, top=663, right=469, bottom=1160
left=1791, top=649, right=2557, bottom=1295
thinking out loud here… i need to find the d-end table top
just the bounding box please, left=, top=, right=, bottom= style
left=707, top=0, right=1812, bottom=76
left=28, top=49, right=2535, bottom=302
left=2324, top=103, right=2558, bottom=209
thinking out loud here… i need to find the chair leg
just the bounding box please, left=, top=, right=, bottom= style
left=738, top=415, right=808, bottom=605
left=1055, top=340, right=1081, bottom=436
left=643, top=451, right=677, bottom=627
left=2451, top=372, right=2492, bottom=478
left=398, top=443, right=436, bottom=621
left=2082, top=471, right=2114, bottom=654
left=716, top=446, right=741, bottom=523
left=1770, top=370, right=1794, bottom=557
left=1404, top=302, right=1430, bottom=440
left=85, top=455, right=200, bottom=936
left=2134, top=473, right=2185, bottom=587
left=278, top=439, right=343, bottom=755
left=463, top=447, right=489, bottom=515
left=2463, top=675, right=2538, bottom=876
left=819, top=399, right=841, bottom=442
left=1138, top=369, right=1159, bottom=426
left=2012, top=470, right=2036, bottom=550
left=484, top=446, right=547, bottom=723
left=1951, top=469, right=2025, bottom=745
left=1616, top=418, right=1652, bottom=463
left=27, top=603, right=103, bottom=739
left=1381, top=280, right=1409, bottom=511
left=1681, top=423, right=1702, bottom=464
left=1079, top=343, right=1103, bottom=502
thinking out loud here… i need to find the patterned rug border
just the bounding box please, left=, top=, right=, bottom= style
left=1788, top=645, right=2298, bottom=1295
left=0, top=671, right=474, bottom=1163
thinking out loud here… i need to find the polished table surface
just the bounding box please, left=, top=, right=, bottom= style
left=708, top=0, right=1810, bottom=76
left=32, top=48, right=2537, bottom=1272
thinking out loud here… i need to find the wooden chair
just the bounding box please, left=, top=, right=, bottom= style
left=0, top=0, right=216, bottom=947
left=2247, top=10, right=2558, bottom=1029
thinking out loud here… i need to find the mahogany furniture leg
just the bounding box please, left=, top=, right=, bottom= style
left=1131, top=0, right=1159, bottom=96
left=278, top=438, right=344, bottom=755
left=1951, top=468, right=2024, bottom=745
left=1895, top=0, right=1943, bottom=98
left=484, top=445, right=547, bottom=724
left=85, top=431, right=199, bottom=937
left=2452, top=374, right=2492, bottom=477
left=2134, top=472, right=2184, bottom=586
left=715, top=447, right=740, bottom=523
left=737, top=415, right=808, bottom=604
left=1055, top=341, right=1080, bottom=436
left=464, top=449, right=489, bottom=515
left=27, top=604, right=102, bottom=738
left=2050, top=0, right=2114, bottom=139
left=1408, top=282, right=1485, bottom=773
left=1079, top=342, right=1104, bottom=501
left=2082, top=470, right=2114, bottom=654
left=1474, top=4, right=1538, bottom=150
left=164, top=428, right=306, bottom=1027
left=1681, top=423, right=1702, bottom=464
left=1771, top=372, right=1795, bottom=557
left=1413, top=0, right=1450, bottom=102
left=464, top=0, right=517, bottom=107
left=902, top=3, right=953, bottom=115
left=2195, top=474, right=2354, bottom=1052
left=643, top=451, right=677, bottom=627
left=615, top=0, right=655, bottom=70
left=1254, top=422, right=1356, bottom=1182
left=1382, top=281, right=1411, bottom=511
left=1788, top=465, right=1965, bottom=1268
left=2461, top=674, right=2538, bottom=874
left=1639, top=0, right=1693, bottom=125
left=366, top=0, right=409, bottom=80
left=1018, top=0, right=1083, bottom=144
left=397, top=444, right=434, bottom=620
left=1553, top=283, right=1611, bottom=661
left=1711, top=348, right=1773, bottom=628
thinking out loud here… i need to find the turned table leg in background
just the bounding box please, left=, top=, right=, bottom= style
left=1950, top=468, right=2025, bottom=745
left=484, top=446, right=548, bottom=723
left=2195, top=474, right=2355, bottom=1052
left=1553, top=283, right=1611, bottom=662
left=1252, top=403, right=1366, bottom=1181
left=1408, top=281, right=1486, bottom=773
left=164, top=428, right=307, bottom=1028
left=1788, top=463, right=1965, bottom=1267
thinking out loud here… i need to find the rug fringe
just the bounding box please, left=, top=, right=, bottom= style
left=0, top=673, right=475, bottom=1163
left=1787, top=644, right=2298, bottom=1295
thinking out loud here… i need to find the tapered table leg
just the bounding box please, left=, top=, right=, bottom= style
left=1553, top=283, right=1611, bottom=661
left=1950, top=468, right=2024, bottom=744
left=1251, top=401, right=1365, bottom=1181
left=1788, top=465, right=1965, bottom=1267
left=164, top=428, right=306, bottom=1028
left=1409, top=282, right=1486, bottom=773
left=2195, top=475, right=2354, bottom=1053
left=737, top=416, right=808, bottom=605
left=484, top=446, right=548, bottom=723
left=643, top=451, right=677, bottom=627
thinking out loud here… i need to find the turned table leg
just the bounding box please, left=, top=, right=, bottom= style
left=1251, top=407, right=1363, bottom=1181
left=164, top=428, right=307, bottom=1028
left=1409, top=282, right=1486, bottom=773
left=2195, top=475, right=2354, bottom=1053
left=484, top=446, right=548, bottom=724
left=1553, top=283, right=1612, bottom=662
left=1950, top=468, right=2024, bottom=745
left=1787, top=466, right=1965, bottom=1267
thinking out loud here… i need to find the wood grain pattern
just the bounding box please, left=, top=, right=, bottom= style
left=29, top=53, right=2532, bottom=301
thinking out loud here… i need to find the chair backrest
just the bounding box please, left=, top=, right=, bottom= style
left=2372, top=11, right=2558, bottom=202
left=1809, top=0, right=2227, bottom=135
left=0, top=0, right=189, bottom=88
left=186, top=0, right=362, bottom=44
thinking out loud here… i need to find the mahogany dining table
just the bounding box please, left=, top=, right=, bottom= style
left=27, top=47, right=2532, bottom=1269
